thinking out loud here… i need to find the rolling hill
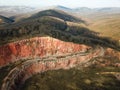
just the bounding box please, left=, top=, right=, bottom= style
left=88, top=14, right=120, bottom=40
left=44, top=6, right=120, bottom=40
left=24, top=9, right=85, bottom=23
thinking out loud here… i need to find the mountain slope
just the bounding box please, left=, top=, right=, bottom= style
left=47, top=6, right=120, bottom=40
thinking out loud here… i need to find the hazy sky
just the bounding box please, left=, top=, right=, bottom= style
left=0, top=0, right=120, bottom=8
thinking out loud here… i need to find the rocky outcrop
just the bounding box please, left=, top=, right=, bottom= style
left=0, top=36, right=91, bottom=67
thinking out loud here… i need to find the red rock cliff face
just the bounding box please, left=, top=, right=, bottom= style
left=0, top=36, right=90, bottom=66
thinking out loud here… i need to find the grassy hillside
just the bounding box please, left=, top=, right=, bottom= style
left=84, top=13, right=120, bottom=40
left=75, top=12, right=120, bottom=40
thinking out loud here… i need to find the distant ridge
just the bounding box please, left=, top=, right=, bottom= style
left=0, top=6, right=36, bottom=17
left=53, top=5, right=72, bottom=11
left=52, top=6, right=120, bottom=14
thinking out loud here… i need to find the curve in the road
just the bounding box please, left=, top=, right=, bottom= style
left=1, top=46, right=104, bottom=90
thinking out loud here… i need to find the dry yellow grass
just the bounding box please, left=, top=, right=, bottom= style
left=88, top=14, right=120, bottom=40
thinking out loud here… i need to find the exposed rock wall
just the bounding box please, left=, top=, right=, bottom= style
left=0, top=36, right=90, bottom=67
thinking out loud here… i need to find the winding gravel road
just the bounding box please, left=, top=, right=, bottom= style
left=1, top=47, right=104, bottom=90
